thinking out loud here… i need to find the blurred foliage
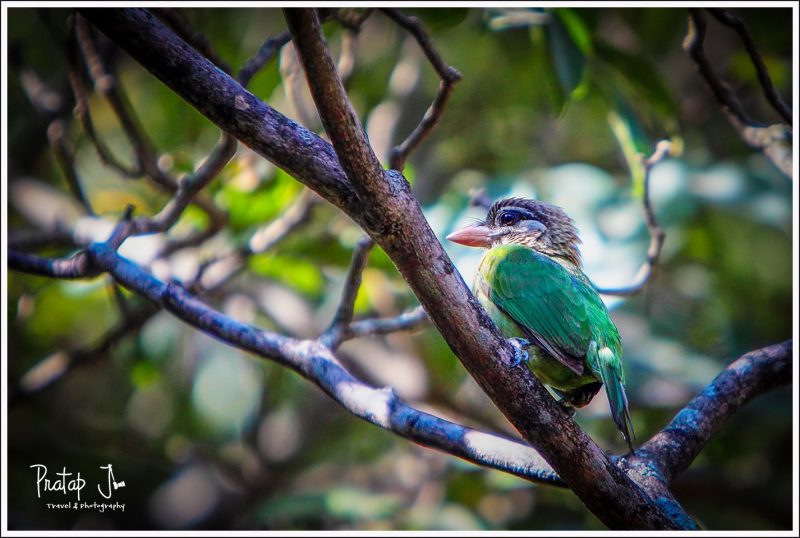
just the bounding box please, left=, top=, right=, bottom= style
left=5, top=6, right=794, bottom=531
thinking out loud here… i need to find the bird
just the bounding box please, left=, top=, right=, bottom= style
left=446, top=197, right=634, bottom=450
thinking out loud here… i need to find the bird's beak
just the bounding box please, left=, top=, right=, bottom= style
left=446, top=224, right=494, bottom=248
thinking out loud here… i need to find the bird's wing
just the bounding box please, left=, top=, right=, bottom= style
left=481, top=245, right=616, bottom=376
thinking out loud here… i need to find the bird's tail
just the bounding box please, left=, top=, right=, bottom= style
left=593, top=345, right=635, bottom=451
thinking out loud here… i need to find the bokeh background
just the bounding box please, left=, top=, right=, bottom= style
left=5, top=7, right=794, bottom=530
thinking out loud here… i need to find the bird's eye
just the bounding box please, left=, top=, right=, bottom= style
left=498, top=211, right=519, bottom=227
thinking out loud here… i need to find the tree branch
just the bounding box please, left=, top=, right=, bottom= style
left=9, top=249, right=99, bottom=279
left=706, top=8, right=792, bottom=125
left=320, top=235, right=374, bottom=349
left=594, top=141, right=669, bottom=296
left=345, top=305, right=429, bottom=342
left=632, top=339, right=792, bottom=483
left=238, top=30, right=292, bottom=87
left=17, top=65, right=95, bottom=216
left=684, top=9, right=792, bottom=179
left=381, top=8, right=462, bottom=171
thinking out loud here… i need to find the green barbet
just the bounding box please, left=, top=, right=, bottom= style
left=446, top=197, right=634, bottom=449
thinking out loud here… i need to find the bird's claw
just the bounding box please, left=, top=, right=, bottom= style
left=507, top=337, right=531, bottom=368
left=557, top=399, right=577, bottom=417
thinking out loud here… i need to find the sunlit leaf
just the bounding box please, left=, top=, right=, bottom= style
left=608, top=98, right=652, bottom=198
left=217, top=168, right=303, bottom=231
left=554, top=8, right=592, bottom=54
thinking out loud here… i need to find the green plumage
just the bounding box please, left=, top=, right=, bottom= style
left=475, top=243, right=635, bottom=449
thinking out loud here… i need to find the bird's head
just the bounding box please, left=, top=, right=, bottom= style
left=446, top=197, right=582, bottom=267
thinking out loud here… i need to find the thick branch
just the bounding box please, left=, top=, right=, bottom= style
left=635, top=339, right=792, bottom=483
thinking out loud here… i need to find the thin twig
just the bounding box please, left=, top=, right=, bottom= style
left=66, top=14, right=141, bottom=178
left=382, top=8, right=462, bottom=171
left=248, top=188, right=320, bottom=254
left=140, top=134, right=237, bottom=242
left=320, top=236, right=375, bottom=349
left=238, top=30, right=291, bottom=87
left=381, top=9, right=462, bottom=83
left=684, top=9, right=792, bottom=179
left=47, top=121, right=95, bottom=216
left=684, top=9, right=752, bottom=125
left=346, top=305, right=429, bottom=340
left=193, top=188, right=321, bottom=293
left=16, top=303, right=159, bottom=395
left=16, top=63, right=95, bottom=216
left=75, top=14, right=166, bottom=186
left=706, top=8, right=792, bottom=125
left=71, top=8, right=239, bottom=227
left=74, top=13, right=230, bottom=247
left=390, top=78, right=459, bottom=171
left=595, top=141, right=669, bottom=297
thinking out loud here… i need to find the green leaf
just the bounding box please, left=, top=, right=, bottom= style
left=595, top=40, right=678, bottom=119
left=248, top=254, right=325, bottom=298
left=530, top=26, right=565, bottom=114
left=545, top=10, right=587, bottom=101
left=531, top=9, right=588, bottom=114
left=608, top=100, right=651, bottom=198
left=554, top=8, right=592, bottom=54
left=217, top=167, right=303, bottom=232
